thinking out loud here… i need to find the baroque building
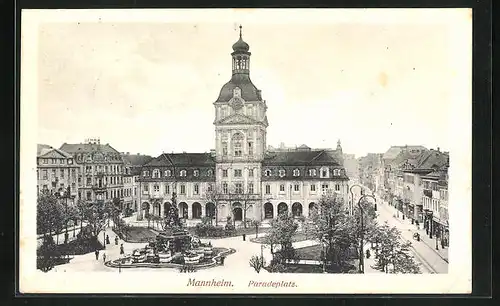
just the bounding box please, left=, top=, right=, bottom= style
left=37, top=144, right=80, bottom=202
left=60, top=138, right=125, bottom=204
left=139, top=27, right=349, bottom=224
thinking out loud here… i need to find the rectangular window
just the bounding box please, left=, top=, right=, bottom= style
left=86, top=191, right=92, bottom=200
left=248, top=183, right=254, bottom=194
left=265, top=185, right=271, bottom=194
left=223, top=183, right=228, bottom=194
left=42, top=170, right=48, bottom=179
left=234, top=142, right=242, bottom=157
left=194, top=184, right=199, bottom=195
left=280, top=184, right=285, bottom=192
left=294, top=184, right=300, bottom=192
left=310, top=184, right=316, bottom=192
left=144, top=185, right=149, bottom=192
left=180, top=185, right=186, bottom=194
left=60, top=169, right=65, bottom=178
left=165, top=185, right=170, bottom=194
left=234, top=169, right=242, bottom=177
left=322, top=184, right=329, bottom=193
left=154, top=185, right=159, bottom=192
left=235, top=183, right=243, bottom=194
left=248, top=142, right=253, bottom=155
left=86, top=177, right=92, bottom=186
left=335, top=184, right=340, bottom=191
left=248, top=168, right=254, bottom=177
left=222, top=169, right=228, bottom=177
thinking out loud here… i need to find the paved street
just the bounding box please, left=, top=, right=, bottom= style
left=374, top=197, right=448, bottom=274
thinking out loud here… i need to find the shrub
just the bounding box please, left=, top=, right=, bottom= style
left=171, top=255, right=185, bottom=265
left=267, top=259, right=287, bottom=273
left=194, top=224, right=226, bottom=237
left=249, top=255, right=266, bottom=273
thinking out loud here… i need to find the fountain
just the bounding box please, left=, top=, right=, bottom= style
left=106, top=192, right=234, bottom=270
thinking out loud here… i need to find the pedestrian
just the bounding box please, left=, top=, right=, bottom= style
left=106, top=234, right=110, bottom=245
left=95, top=249, right=99, bottom=260
left=103, top=251, right=106, bottom=263
left=120, top=243, right=124, bottom=255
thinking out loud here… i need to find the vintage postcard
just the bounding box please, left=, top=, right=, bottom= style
left=20, top=8, right=472, bottom=294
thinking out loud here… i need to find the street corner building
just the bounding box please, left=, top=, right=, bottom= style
left=137, top=27, right=351, bottom=226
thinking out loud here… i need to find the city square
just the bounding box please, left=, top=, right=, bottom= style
left=32, top=18, right=456, bottom=281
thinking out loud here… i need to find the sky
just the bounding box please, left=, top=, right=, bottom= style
left=33, top=10, right=471, bottom=158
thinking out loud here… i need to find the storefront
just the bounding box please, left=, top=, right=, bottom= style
left=436, top=219, right=449, bottom=248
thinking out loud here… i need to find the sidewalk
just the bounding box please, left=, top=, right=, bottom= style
left=378, top=199, right=448, bottom=262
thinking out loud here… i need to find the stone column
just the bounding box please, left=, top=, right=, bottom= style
left=201, top=204, right=206, bottom=218
left=188, top=203, right=193, bottom=219
left=273, top=202, right=278, bottom=219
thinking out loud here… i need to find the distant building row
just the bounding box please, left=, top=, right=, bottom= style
left=36, top=139, right=153, bottom=212
left=357, top=145, right=450, bottom=248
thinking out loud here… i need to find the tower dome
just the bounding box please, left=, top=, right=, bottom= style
left=232, top=25, right=250, bottom=52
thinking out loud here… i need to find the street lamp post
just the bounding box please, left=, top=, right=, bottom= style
left=349, top=184, right=363, bottom=216
left=356, top=193, right=377, bottom=274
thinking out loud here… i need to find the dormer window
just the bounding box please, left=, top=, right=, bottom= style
left=164, top=169, right=171, bottom=177
left=309, top=169, right=316, bottom=176
left=193, top=170, right=199, bottom=177
left=320, top=167, right=329, bottom=178
left=68, top=159, right=73, bottom=164
left=293, top=169, right=300, bottom=177
left=264, top=169, right=272, bottom=177
left=207, top=169, right=213, bottom=177
left=180, top=170, right=187, bottom=177
left=152, top=169, right=160, bottom=178
left=279, top=169, right=286, bottom=177
left=142, top=170, right=149, bottom=177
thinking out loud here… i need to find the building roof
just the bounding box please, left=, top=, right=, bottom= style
left=383, top=145, right=427, bottom=161
left=60, top=143, right=121, bottom=154
left=263, top=150, right=341, bottom=166
left=37, top=144, right=72, bottom=158
left=37, top=144, right=54, bottom=156
left=415, top=149, right=449, bottom=170
left=121, top=154, right=153, bottom=167
left=144, top=153, right=216, bottom=168
left=216, top=74, right=262, bottom=102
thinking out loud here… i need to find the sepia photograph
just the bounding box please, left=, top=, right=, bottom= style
left=20, top=8, right=472, bottom=294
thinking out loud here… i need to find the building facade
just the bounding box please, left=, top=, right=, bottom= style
left=37, top=144, right=80, bottom=202
left=121, top=153, right=153, bottom=214
left=139, top=27, right=349, bottom=224
left=60, top=138, right=125, bottom=204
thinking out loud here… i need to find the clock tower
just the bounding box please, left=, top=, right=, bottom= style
left=213, top=26, right=268, bottom=220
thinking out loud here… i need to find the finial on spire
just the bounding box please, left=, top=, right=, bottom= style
left=239, top=25, right=242, bottom=38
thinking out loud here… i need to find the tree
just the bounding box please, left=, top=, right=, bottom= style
left=37, top=235, right=61, bottom=272
left=76, top=199, right=108, bottom=239
left=305, top=193, right=355, bottom=269
left=349, top=196, right=379, bottom=272
left=37, top=192, right=65, bottom=243
left=203, top=184, right=224, bottom=226
left=263, top=212, right=300, bottom=265
left=370, top=222, right=421, bottom=274
left=251, top=220, right=261, bottom=238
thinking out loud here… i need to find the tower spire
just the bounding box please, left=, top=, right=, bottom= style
left=239, top=25, right=242, bottom=39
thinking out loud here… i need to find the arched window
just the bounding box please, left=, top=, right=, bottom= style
left=207, top=169, right=213, bottom=177
left=152, top=169, right=160, bottom=178
left=164, top=169, right=171, bottom=177
left=193, top=169, right=199, bottom=177
left=232, top=133, right=244, bottom=157
left=279, top=169, right=286, bottom=177
left=180, top=169, right=187, bottom=177
left=293, top=169, right=300, bottom=177
left=264, top=169, right=271, bottom=177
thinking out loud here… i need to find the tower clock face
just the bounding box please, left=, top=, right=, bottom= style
left=231, top=97, right=244, bottom=110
